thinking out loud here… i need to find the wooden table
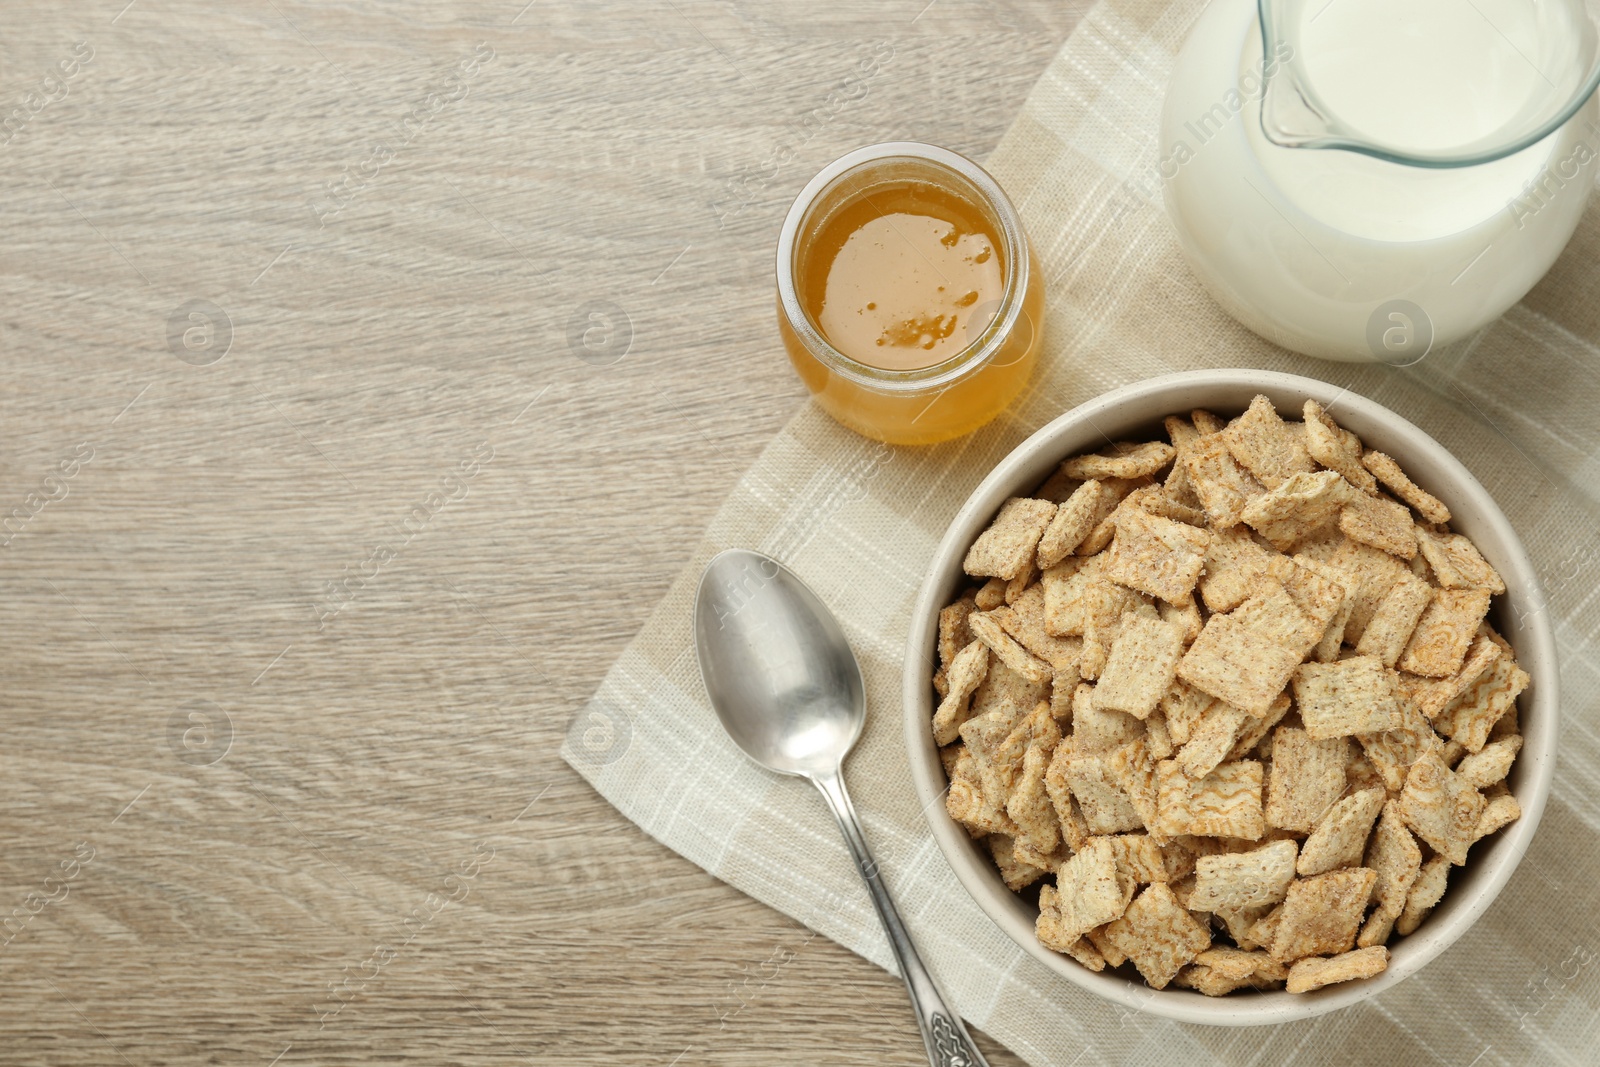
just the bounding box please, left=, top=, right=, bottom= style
left=0, top=2, right=1087, bottom=1062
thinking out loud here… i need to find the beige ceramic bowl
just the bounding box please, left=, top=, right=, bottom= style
left=902, top=369, right=1557, bottom=1026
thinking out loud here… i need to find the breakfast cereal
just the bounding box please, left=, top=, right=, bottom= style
left=933, top=395, right=1529, bottom=994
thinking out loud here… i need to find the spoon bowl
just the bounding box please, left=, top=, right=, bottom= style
left=693, top=549, right=865, bottom=778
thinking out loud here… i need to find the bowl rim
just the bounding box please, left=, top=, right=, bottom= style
left=901, top=368, right=1558, bottom=1026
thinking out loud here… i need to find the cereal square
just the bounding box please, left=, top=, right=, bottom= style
left=1221, top=395, right=1315, bottom=490
left=1397, top=750, right=1485, bottom=865
left=1292, top=555, right=1355, bottom=662
left=1198, top=945, right=1286, bottom=984
left=1033, top=464, right=1083, bottom=504
left=1176, top=701, right=1251, bottom=779
left=1035, top=884, right=1108, bottom=968
left=1339, top=492, right=1418, bottom=559
left=1415, top=527, right=1505, bottom=593
left=1184, top=436, right=1266, bottom=528
left=1286, top=946, right=1389, bottom=993
left=959, top=709, right=1030, bottom=809
left=1353, top=572, right=1433, bottom=667
left=1244, top=904, right=1285, bottom=952
left=1093, top=614, right=1186, bottom=719
left=1037, top=479, right=1118, bottom=567
left=1356, top=695, right=1442, bottom=793
left=1270, top=867, right=1376, bottom=963
left=1041, top=555, right=1101, bottom=636
left=945, top=759, right=1016, bottom=838
left=1209, top=904, right=1271, bottom=951
left=991, top=585, right=1083, bottom=672
left=1174, top=963, right=1256, bottom=996
left=1048, top=668, right=1076, bottom=722
left=1240, top=471, right=1356, bottom=552
left=1177, top=613, right=1303, bottom=716
left=975, top=577, right=1007, bottom=609
left=1454, top=734, right=1521, bottom=789
left=1398, top=589, right=1492, bottom=678
left=1061, top=441, right=1177, bottom=481
left=1225, top=692, right=1292, bottom=763
left=1053, top=837, right=1135, bottom=941
left=1155, top=759, right=1266, bottom=839
left=963, top=497, right=1057, bottom=581
left=1103, top=737, right=1162, bottom=836
left=1145, top=708, right=1176, bottom=759
left=1159, top=679, right=1215, bottom=745
left=1357, top=909, right=1395, bottom=949
left=1139, top=487, right=1210, bottom=528
left=1395, top=856, right=1450, bottom=935
left=1044, top=744, right=1092, bottom=852
left=1198, top=526, right=1294, bottom=613
left=1188, top=839, right=1299, bottom=912
left=1279, top=560, right=1348, bottom=638
left=969, top=655, right=1050, bottom=721
left=1328, top=539, right=1411, bottom=644
left=1078, top=484, right=1168, bottom=557
left=1004, top=563, right=1037, bottom=604
left=1427, top=655, right=1523, bottom=755
left=1077, top=580, right=1154, bottom=680
left=1083, top=924, right=1128, bottom=968
left=1159, top=600, right=1203, bottom=648
left=1264, top=727, right=1351, bottom=833
left=1103, top=506, right=1213, bottom=605
left=1164, top=412, right=1203, bottom=450
left=1362, top=451, right=1450, bottom=524
left=1296, top=788, right=1384, bottom=876
left=1061, top=748, right=1146, bottom=835
left=968, top=611, right=1052, bottom=684
left=1005, top=706, right=1063, bottom=856
left=1474, top=792, right=1522, bottom=842
left=1099, top=883, right=1213, bottom=989
left=938, top=593, right=978, bottom=669
left=1302, top=399, right=1376, bottom=493
left=987, top=834, right=1052, bottom=891
left=1230, top=581, right=1326, bottom=661
left=1292, top=656, right=1404, bottom=739
left=1363, top=801, right=1422, bottom=921
left=931, top=640, right=989, bottom=745
left=1072, top=681, right=1146, bottom=752
left=1101, top=833, right=1172, bottom=884
left=1163, top=432, right=1204, bottom=512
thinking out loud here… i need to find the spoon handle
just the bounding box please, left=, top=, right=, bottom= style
left=811, top=769, right=989, bottom=1067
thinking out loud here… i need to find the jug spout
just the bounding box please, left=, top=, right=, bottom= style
left=1257, top=34, right=1335, bottom=149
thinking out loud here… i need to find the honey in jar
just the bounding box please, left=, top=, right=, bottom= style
left=777, top=142, right=1043, bottom=445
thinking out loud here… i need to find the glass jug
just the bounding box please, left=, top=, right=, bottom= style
left=1161, top=0, right=1600, bottom=363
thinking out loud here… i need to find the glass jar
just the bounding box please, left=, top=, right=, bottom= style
left=776, top=142, right=1044, bottom=445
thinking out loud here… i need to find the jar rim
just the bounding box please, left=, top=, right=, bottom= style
left=775, top=141, right=1032, bottom=393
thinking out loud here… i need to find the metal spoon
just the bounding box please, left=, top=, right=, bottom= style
left=693, top=548, right=988, bottom=1067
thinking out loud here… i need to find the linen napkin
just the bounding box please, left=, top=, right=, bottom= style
left=562, top=1, right=1600, bottom=1062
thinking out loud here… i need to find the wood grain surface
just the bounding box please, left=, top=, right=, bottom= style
left=0, top=2, right=1089, bottom=1063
